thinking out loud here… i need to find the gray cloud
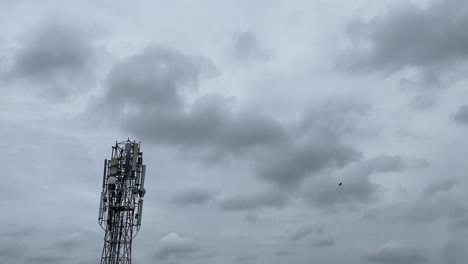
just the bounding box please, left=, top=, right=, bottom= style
left=91, top=45, right=371, bottom=216
left=364, top=241, right=428, bottom=264
left=256, top=134, right=361, bottom=189
left=3, top=1, right=467, bottom=264
left=93, top=45, right=286, bottom=160
left=396, top=202, right=447, bottom=224
left=169, top=187, right=218, bottom=206
left=130, top=95, right=287, bottom=160
left=409, top=95, right=436, bottom=110
left=290, top=224, right=325, bottom=241
left=234, top=255, right=257, bottom=262
left=0, top=228, right=98, bottom=264
left=232, top=31, right=269, bottom=61
left=365, top=175, right=461, bottom=225
left=94, top=54, right=387, bottom=216
left=51, top=232, right=85, bottom=251
left=365, top=196, right=458, bottom=225
left=442, top=235, right=468, bottom=264
left=275, top=251, right=290, bottom=257
left=92, top=45, right=371, bottom=201
left=0, top=226, right=38, bottom=238
left=102, top=45, right=215, bottom=109
left=93, top=52, right=373, bottom=215
left=340, top=0, right=468, bottom=79
left=453, top=105, right=468, bottom=126
left=0, top=239, right=26, bottom=260
left=244, top=212, right=262, bottom=223
left=299, top=99, right=370, bottom=136
left=423, top=178, right=458, bottom=197
left=448, top=205, right=468, bottom=230
left=310, top=238, right=335, bottom=248
left=250, top=99, right=369, bottom=191
left=154, top=233, right=200, bottom=260
left=217, top=189, right=289, bottom=211
left=25, top=255, right=67, bottom=264
left=3, top=18, right=96, bottom=98
left=0, top=227, right=37, bottom=261
left=366, top=155, right=425, bottom=172
left=302, top=155, right=422, bottom=208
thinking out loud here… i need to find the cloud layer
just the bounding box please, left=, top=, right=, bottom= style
left=342, top=0, right=468, bottom=77
left=0, top=1, right=466, bottom=264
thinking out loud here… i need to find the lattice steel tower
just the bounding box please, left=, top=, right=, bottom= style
left=98, top=139, right=147, bottom=264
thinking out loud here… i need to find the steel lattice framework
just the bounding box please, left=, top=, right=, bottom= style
left=98, top=139, right=147, bottom=264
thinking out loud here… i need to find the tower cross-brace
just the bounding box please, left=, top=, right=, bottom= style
left=98, top=140, right=147, bottom=264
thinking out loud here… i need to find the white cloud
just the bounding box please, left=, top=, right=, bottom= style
left=155, top=233, right=200, bottom=260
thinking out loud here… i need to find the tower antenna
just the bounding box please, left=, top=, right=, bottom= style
left=98, top=139, right=147, bottom=264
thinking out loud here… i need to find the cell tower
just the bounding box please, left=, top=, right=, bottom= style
left=98, top=139, right=147, bottom=264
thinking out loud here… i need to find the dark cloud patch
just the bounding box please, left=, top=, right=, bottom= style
left=93, top=46, right=370, bottom=198
left=217, top=189, right=289, bottom=211
left=94, top=45, right=213, bottom=135
left=0, top=229, right=95, bottom=264
left=299, top=99, right=370, bottom=136
left=453, top=105, right=468, bottom=126
left=127, top=97, right=287, bottom=158
left=0, top=239, right=26, bottom=260
left=3, top=18, right=96, bottom=98
left=244, top=212, right=261, bottom=223
left=393, top=202, right=444, bottom=224
left=256, top=134, right=361, bottom=189
left=451, top=217, right=468, bottom=230
left=25, top=254, right=67, bottom=264
left=448, top=206, right=468, bottom=230
left=275, top=251, right=291, bottom=257
left=168, top=252, right=216, bottom=260
left=0, top=226, right=38, bottom=238
left=169, top=187, right=218, bottom=206
left=0, top=227, right=37, bottom=260
left=443, top=235, right=468, bottom=264
left=154, top=233, right=200, bottom=260
left=364, top=242, right=428, bottom=264
left=94, top=45, right=286, bottom=160
left=232, top=31, right=269, bottom=61
left=340, top=0, right=468, bottom=80
left=234, top=255, right=257, bottom=262
left=365, top=174, right=461, bottom=225
left=51, top=232, right=85, bottom=251
left=365, top=197, right=457, bottom=224
left=290, top=224, right=325, bottom=241
left=303, top=165, right=378, bottom=208
left=448, top=206, right=467, bottom=219
left=310, top=238, right=335, bottom=248
left=365, top=155, right=415, bottom=172
left=302, top=155, right=421, bottom=208
left=88, top=46, right=378, bottom=227
left=252, top=99, right=368, bottom=190
left=423, top=178, right=458, bottom=197
left=409, top=95, right=436, bottom=110
left=102, top=45, right=215, bottom=111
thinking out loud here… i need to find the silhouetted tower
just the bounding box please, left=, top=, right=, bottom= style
left=98, top=139, right=147, bottom=264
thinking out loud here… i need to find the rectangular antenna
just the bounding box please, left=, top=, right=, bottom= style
left=132, top=143, right=139, bottom=171
left=102, top=159, right=107, bottom=188
left=140, top=165, right=146, bottom=188
left=98, top=191, right=104, bottom=220
left=135, top=171, right=140, bottom=186
left=137, top=199, right=144, bottom=225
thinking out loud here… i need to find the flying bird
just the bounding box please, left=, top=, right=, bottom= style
left=339, top=182, right=342, bottom=186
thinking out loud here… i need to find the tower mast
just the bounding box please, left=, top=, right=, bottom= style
left=98, top=139, right=147, bottom=264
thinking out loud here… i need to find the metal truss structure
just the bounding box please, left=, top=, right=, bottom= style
left=98, top=139, right=147, bottom=264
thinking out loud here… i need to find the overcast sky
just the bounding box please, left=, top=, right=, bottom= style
left=1, top=0, right=468, bottom=263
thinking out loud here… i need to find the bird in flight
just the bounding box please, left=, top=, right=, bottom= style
left=339, top=182, right=342, bottom=186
